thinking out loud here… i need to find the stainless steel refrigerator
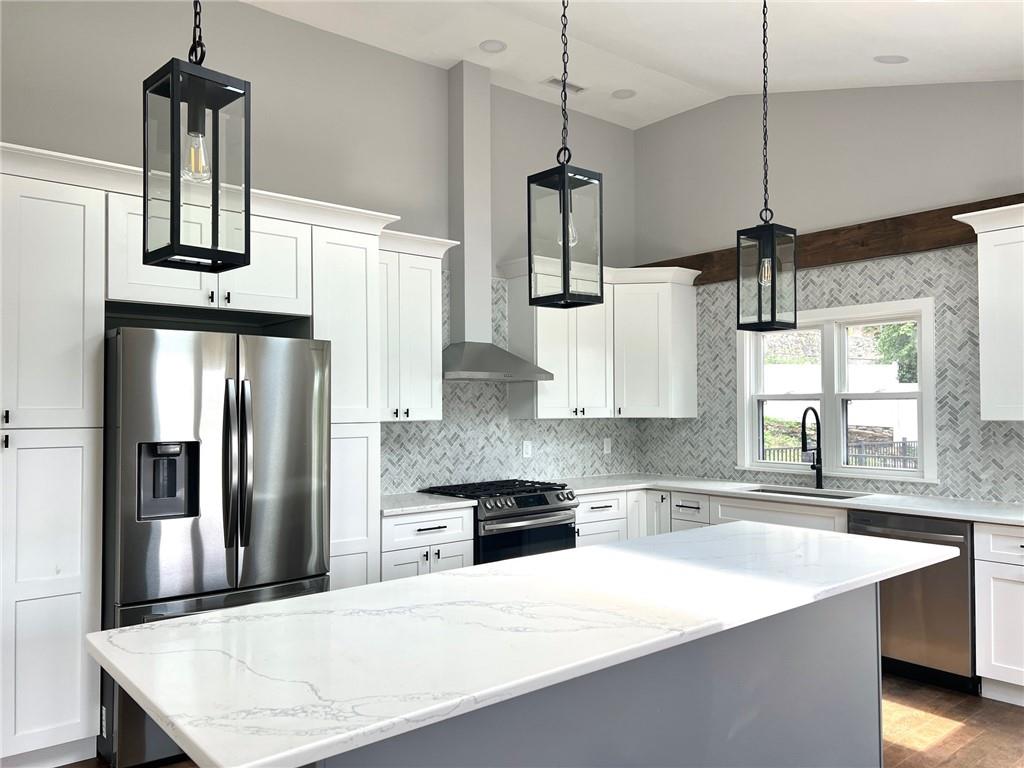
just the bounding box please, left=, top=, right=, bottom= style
left=99, top=328, right=331, bottom=768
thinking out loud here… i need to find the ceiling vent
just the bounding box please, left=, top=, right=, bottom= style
left=543, top=76, right=585, bottom=95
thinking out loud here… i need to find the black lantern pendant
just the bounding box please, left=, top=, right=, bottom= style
left=527, top=0, right=603, bottom=308
left=143, top=1, right=250, bottom=272
left=737, top=0, right=797, bottom=331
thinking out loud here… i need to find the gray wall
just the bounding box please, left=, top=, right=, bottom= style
left=634, top=82, right=1024, bottom=263
left=491, top=86, right=636, bottom=268
left=0, top=1, right=449, bottom=237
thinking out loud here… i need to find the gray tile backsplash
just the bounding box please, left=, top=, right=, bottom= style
left=381, top=248, right=1023, bottom=502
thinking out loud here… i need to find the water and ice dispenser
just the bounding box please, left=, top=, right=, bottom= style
left=137, top=442, right=199, bottom=520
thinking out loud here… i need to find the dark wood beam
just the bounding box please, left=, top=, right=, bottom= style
left=643, top=193, right=1024, bottom=285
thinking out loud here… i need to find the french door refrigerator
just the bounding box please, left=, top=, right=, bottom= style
left=99, top=328, right=330, bottom=768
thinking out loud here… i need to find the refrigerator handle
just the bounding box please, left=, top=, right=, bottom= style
left=223, top=379, right=240, bottom=548
left=240, top=379, right=255, bottom=548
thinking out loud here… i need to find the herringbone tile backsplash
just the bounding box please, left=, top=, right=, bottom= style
left=382, top=248, right=1024, bottom=502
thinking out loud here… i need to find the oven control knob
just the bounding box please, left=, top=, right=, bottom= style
left=566, top=490, right=575, bottom=500
left=504, top=498, right=514, bottom=508
left=483, top=500, right=493, bottom=510
left=556, top=492, right=566, bottom=501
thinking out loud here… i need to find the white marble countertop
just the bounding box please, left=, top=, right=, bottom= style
left=380, top=491, right=476, bottom=517
left=87, top=521, right=955, bottom=768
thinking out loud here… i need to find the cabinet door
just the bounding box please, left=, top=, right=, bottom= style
left=576, top=518, right=628, bottom=547
left=398, top=254, right=443, bottom=421
left=977, top=228, right=1024, bottom=421
left=614, top=283, right=670, bottom=418
left=381, top=548, right=430, bottom=581
left=218, top=217, right=312, bottom=315
left=313, top=227, right=380, bottom=423
left=379, top=251, right=401, bottom=421
left=709, top=497, right=846, bottom=532
left=1, top=428, right=101, bottom=757
left=329, top=423, right=381, bottom=588
left=106, top=192, right=216, bottom=308
left=646, top=491, right=672, bottom=536
left=975, top=560, right=1024, bottom=686
left=430, top=540, right=474, bottom=573
left=535, top=306, right=576, bottom=418
left=671, top=519, right=708, bottom=533
left=626, top=490, right=647, bottom=538
left=575, top=293, right=614, bottom=418
left=1, top=177, right=104, bottom=429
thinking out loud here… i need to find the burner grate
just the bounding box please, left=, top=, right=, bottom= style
left=420, top=479, right=567, bottom=499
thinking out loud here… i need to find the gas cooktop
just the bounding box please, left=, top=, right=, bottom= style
left=420, top=479, right=568, bottom=500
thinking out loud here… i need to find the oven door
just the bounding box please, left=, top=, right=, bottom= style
left=475, top=510, right=577, bottom=564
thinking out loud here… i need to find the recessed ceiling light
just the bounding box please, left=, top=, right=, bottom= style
left=873, top=55, right=909, bottom=64
left=479, top=39, right=507, bottom=54
left=611, top=89, right=637, bottom=100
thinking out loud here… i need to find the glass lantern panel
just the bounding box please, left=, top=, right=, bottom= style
left=566, top=172, right=601, bottom=297
left=774, top=229, right=796, bottom=326
left=178, top=73, right=213, bottom=250
left=528, top=171, right=565, bottom=301
left=218, top=94, right=246, bottom=254
left=738, top=234, right=762, bottom=326
left=145, top=75, right=172, bottom=252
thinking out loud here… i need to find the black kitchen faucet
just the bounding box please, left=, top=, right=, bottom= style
left=801, top=406, right=824, bottom=490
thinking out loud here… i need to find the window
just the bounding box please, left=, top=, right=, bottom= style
left=737, top=298, right=936, bottom=482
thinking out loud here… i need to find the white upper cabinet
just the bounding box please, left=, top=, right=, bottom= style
left=107, top=192, right=216, bottom=308
left=313, top=227, right=381, bottom=423
left=613, top=269, right=698, bottom=419
left=1, top=176, right=105, bottom=429
left=378, top=231, right=456, bottom=423
left=506, top=273, right=614, bottom=420
left=108, top=193, right=312, bottom=316
left=218, top=217, right=312, bottom=315
left=954, top=204, right=1024, bottom=421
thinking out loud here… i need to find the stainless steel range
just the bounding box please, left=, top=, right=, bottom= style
left=420, top=480, right=579, bottom=564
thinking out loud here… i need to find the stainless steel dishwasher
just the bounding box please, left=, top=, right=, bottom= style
left=848, top=510, right=977, bottom=692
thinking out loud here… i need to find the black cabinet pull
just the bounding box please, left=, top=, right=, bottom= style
left=225, top=291, right=232, bottom=304
left=617, top=407, right=622, bottom=415
left=435, top=549, right=441, bottom=559
left=208, top=290, right=215, bottom=304
left=404, top=408, right=410, bottom=418
left=422, top=550, right=429, bottom=561
left=393, top=408, right=399, bottom=418
left=572, top=407, right=578, bottom=416
left=580, top=407, right=586, bottom=416
left=590, top=504, right=614, bottom=511
left=416, top=525, right=447, bottom=533
left=1, top=409, right=8, bottom=424
left=2, top=435, right=8, bottom=449
left=660, top=494, right=667, bottom=503
left=675, top=504, right=701, bottom=510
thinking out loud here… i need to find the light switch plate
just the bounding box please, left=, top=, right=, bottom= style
left=522, top=440, right=532, bottom=458
left=603, top=438, right=612, bottom=455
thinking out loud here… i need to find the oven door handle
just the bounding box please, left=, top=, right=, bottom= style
left=848, top=523, right=966, bottom=545
left=480, top=510, right=576, bottom=535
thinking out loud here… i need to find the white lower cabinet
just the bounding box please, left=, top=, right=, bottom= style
left=381, top=541, right=474, bottom=581
left=576, top=518, right=628, bottom=547
left=428, top=540, right=474, bottom=573
left=709, top=496, right=847, bottom=532
left=328, top=423, right=381, bottom=590
left=974, top=524, right=1024, bottom=703
left=646, top=491, right=672, bottom=536
left=626, top=491, right=647, bottom=538
left=380, top=507, right=475, bottom=581
left=1, top=428, right=102, bottom=758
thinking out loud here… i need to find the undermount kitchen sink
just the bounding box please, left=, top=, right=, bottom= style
left=748, top=486, right=869, bottom=501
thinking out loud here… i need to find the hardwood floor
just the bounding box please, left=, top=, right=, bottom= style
left=63, top=675, right=1024, bottom=768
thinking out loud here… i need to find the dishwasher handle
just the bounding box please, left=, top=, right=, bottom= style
left=848, top=523, right=966, bottom=545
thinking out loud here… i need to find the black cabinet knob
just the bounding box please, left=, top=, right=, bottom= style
left=225, top=291, right=232, bottom=304
left=393, top=408, right=399, bottom=418
left=208, top=290, right=215, bottom=304
left=403, top=408, right=410, bottom=418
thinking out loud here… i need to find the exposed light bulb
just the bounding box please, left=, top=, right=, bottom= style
left=758, top=256, right=774, bottom=287
left=556, top=212, right=580, bottom=248
left=182, top=132, right=212, bottom=182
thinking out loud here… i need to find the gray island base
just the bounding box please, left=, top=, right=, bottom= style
left=325, top=586, right=881, bottom=768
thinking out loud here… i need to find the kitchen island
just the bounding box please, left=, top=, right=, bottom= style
left=86, top=521, right=955, bottom=768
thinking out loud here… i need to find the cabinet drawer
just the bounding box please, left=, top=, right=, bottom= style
left=381, top=507, right=473, bottom=552
left=576, top=518, right=628, bottom=547
left=975, top=524, right=1024, bottom=566
left=575, top=492, right=626, bottom=524
left=670, top=492, right=710, bottom=524
left=671, top=519, right=707, bottom=533
left=710, top=496, right=846, bottom=532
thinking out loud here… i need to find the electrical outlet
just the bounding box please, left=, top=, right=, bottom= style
left=603, top=438, right=612, bottom=455
left=522, top=440, right=532, bottom=458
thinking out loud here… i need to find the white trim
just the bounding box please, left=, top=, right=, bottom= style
left=736, top=297, right=937, bottom=483
left=379, top=230, right=458, bottom=260
left=0, top=142, right=400, bottom=235
left=953, top=203, right=1024, bottom=235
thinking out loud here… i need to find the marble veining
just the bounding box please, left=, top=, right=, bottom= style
left=88, top=522, right=954, bottom=768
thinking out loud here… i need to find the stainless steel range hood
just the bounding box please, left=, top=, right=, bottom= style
left=444, top=61, right=552, bottom=383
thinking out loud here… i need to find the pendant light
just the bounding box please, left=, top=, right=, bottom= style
left=527, top=0, right=604, bottom=308
left=737, top=0, right=796, bottom=331
left=143, top=1, right=251, bottom=272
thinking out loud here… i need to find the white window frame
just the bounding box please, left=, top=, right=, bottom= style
left=736, top=297, right=937, bottom=483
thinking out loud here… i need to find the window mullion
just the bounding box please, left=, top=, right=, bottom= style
left=821, top=320, right=843, bottom=475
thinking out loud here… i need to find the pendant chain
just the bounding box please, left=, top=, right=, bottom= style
left=556, top=0, right=572, bottom=166
left=188, top=0, right=207, bottom=65
left=760, top=0, right=772, bottom=224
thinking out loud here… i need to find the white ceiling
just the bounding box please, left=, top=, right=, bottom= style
left=250, top=1, right=1024, bottom=129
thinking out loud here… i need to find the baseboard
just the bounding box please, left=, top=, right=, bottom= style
left=2, top=737, right=96, bottom=768
left=882, top=657, right=979, bottom=694
left=980, top=677, right=1024, bottom=707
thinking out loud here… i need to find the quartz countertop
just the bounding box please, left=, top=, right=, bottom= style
left=380, top=491, right=476, bottom=516
left=87, top=521, right=955, bottom=768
